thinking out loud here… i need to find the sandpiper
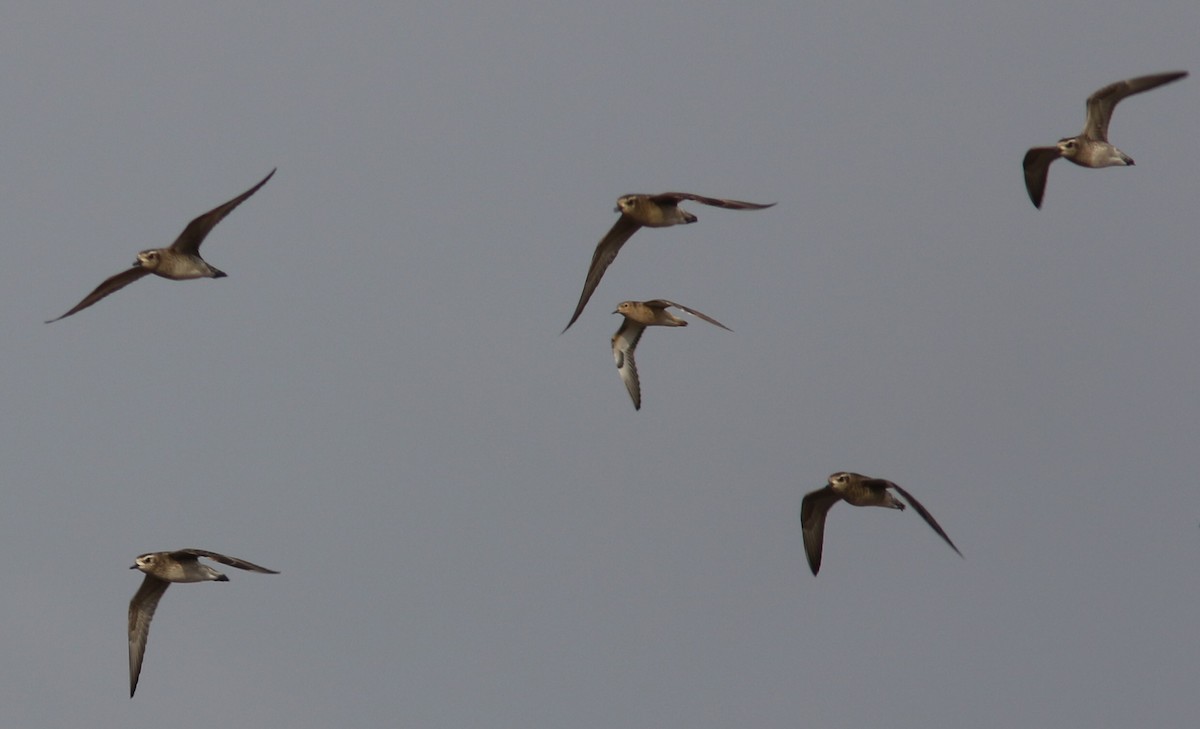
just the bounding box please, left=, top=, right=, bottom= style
left=1023, top=72, right=1187, bottom=208
left=610, top=299, right=730, bottom=410
left=562, top=192, right=772, bottom=331
left=128, top=548, right=278, bottom=697
left=47, top=168, right=275, bottom=322
left=800, top=472, right=961, bottom=575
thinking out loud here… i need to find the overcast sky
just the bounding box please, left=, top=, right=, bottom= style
left=1, top=2, right=1198, bottom=727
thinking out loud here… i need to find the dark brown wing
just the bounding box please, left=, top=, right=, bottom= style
left=1021, top=146, right=1061, bottom=209
left=799, top=486, right=842, bottom=575
left=612, top=318, right=645, bottom=410
left=562, top=215, right=642, bottom=332
left=650, top=299, right=733, bottom=331
left=128, top=575, right=170, bottom=697
left=1084, top=71, right=1188, bottom=142
left=888, top=483, right=963, bottom=558
left=650, top=193, right=776, bottom=211
left=45, top=266, right=151, bottom=323
left=168, top=168, right=275, bottom=256
left=171, top=549, right=280, bottom=574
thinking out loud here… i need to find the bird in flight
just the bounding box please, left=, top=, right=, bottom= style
left=800, top=472, right=962, bottom=575
left=562, top=192, right=773, bottom=332
left=128, top=548, right=278, bottom=697
left=611, top=298, right=731, bottom=410
left=1022, top=72, right=1187, bottom=208
left=46, top=168, right=275, bottom=322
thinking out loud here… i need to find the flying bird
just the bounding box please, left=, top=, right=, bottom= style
left=1022, top=71, right=1187, bottom=208
left=562, top=193, right=773, bottom=332
left=800, top=472, right=962, bottom=575
left=611, top=299, right=731, bottom=410
left=46, top=168, right=275, bottom=322
left=128, top=548, right=278, bottom=697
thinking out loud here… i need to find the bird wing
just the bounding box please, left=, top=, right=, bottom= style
left=171, top=548, right=280, bottom=574
left=168, top=168, right=275, bottom=256
left=650, top=300, right=733, bottom=331
left=888, top=483, right=963, bottom=558
left=651, top=192, right=776, bottom=210
left=45, top=266, right=151, bottom=323
left=612, top=319, right=645, bottom=410
left=128, top=575, right=170, bottom=697
left=1084, top=71, right=1188, bottom=142
left=1021, top=146, right=1061, bottom=209
left=799, top=486, right=842, bottom=575
left=563, top=215, right=642, bottom=332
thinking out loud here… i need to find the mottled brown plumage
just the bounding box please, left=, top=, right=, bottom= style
left=47, top=169, right=275, bottom=322
left=562, top=193, right=773, bottom=331
left=128, top=548, right=278, bottom=697
left=1023, top=72, right=1186, bottom=208
left=800, top=472, right=961, bottom=575
left=610, top=299, right=730, bottom=410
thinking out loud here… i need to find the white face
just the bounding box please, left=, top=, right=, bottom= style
left=1057, top=138, right=1079, bottom=159
left=828, top=472, right=851, bottom=486
left=134, top=554, right=158, bottom=571
left=615, top=196, right=639, bottom=215
left=135, top=249, right=160, bottom=270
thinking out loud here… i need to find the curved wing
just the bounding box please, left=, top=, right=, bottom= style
left=651, top=193, right=776, bottom=211
left=1084, top=71, right=1188, bottom=142
left=128, top=575, right=170, bottom=697
left=563, top=215, right=642, bottom=332
left=1021, top=146, right=1061, bottom=209
left=800, top=487, right=842, bottom=575
left=45, top=266, right=151, bottom=323
left=171, top=549, right=279, bottom=574
left=169, top=168, right=275, bottom=256
left=888, top=483, right=963, bottom=558
left=612, top=319, right=645, bottom=410
left=651, top=300, right=733, bottom=331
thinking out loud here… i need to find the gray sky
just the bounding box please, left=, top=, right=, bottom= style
left=2, top=2, right=1198, bottom=727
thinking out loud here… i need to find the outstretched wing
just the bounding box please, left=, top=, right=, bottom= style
left=799, top=486, right=842, bottom=576
left=171, top=549, right=280, bottom=574
left=888, top=483, right=963, bottom=558
left=1084, top=71, right=1188, bottom=142
left=169, top=168, right=275, bottom=256
left=650, top=299, right=733, bottom=331
left=563, top=215, right=642, bottom=332
left=612, top=319, right=646, bottom=410
left=1021, top=146, right=1061, bottom=209
left=651, top=193, right=776, bottom=211
left=128, top=575, right=170, bottom=697
left=45, top=266, right=151, bottom=323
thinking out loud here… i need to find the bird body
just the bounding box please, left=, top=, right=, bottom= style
left=562, top=192, right=773, bottom=332
left=128, top=548, right=278, bottom=697
left=1022, top=71, right=1187, bottom=208
left=800, top=472, right=961, bottom=575
left=610, top=299, right=730, bottom=410
left=46, top=168, right=275, bottom=322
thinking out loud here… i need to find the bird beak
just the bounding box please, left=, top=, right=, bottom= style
left=612, top=206, right=620, bottom=213
left=612, top=309, right=619, bottom=315
left=129, top=564, right=138, bottom=569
